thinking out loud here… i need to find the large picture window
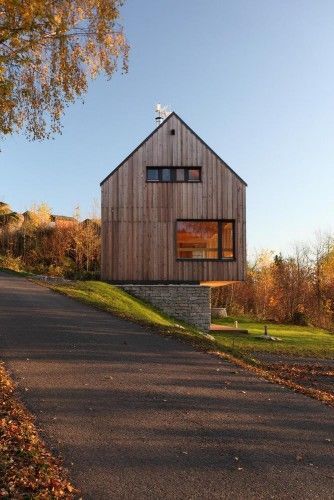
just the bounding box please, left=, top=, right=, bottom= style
left=176, top=220, right=235, bottom=260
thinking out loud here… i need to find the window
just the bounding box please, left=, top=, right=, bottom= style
left=176, top=220, right=235, bottom=260
left=188, top=169, right=201, bottom=182
left=177, top=221, right=218, bottom=259
left=222, top=222, right=234, bottom=258
left=162, top=168, right=171, bottom=182
left=176, top=168, right=185, bottom=181
left=146, top=167, right=201, bottom=182
left=147, top=168, right=159, bottom=181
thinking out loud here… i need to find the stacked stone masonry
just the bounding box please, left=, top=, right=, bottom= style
left=119, top=285, right=211, bottom=331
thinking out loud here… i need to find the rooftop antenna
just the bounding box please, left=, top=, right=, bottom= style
left=155, top=103, right=171, bottom=126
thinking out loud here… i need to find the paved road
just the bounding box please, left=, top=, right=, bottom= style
left=0, top=272, right=333, bottom=499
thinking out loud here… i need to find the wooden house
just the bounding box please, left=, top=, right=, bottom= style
left=100, top=112, right=247, bottom=286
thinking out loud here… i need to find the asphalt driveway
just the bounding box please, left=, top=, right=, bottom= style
left=0, top=272, right=333, bottom=499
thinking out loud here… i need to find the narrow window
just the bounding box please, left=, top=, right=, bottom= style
left=147, top=168, right=159, bottom=181
left=161, top=168, right=171, bottom=182
left=176, top=221, right=218, bottom=259
left=176, top=168, right=185, bottom=181
left=222, top=222, right=234, bottom=258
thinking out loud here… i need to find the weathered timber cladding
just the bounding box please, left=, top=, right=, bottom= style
left=101, top=113, right=246, bottom=283
left=119, top=285, right=211, bottom=330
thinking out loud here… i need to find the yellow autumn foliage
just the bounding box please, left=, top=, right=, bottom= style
left=0, top=0, right=129, bottom=139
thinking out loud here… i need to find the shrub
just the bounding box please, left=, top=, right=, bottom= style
left=292, top=311, right=308, bottom=326
left=0, top=254, right=22, bottom=271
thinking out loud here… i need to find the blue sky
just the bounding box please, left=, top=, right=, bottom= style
left=1, top=0, right=333, bottom=254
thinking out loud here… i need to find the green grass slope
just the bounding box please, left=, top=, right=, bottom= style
left=213, top=316, right=334, bottom=359
left=51, top=280, right=180, bottom=328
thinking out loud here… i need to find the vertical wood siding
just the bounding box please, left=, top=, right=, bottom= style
left=101, top=114, right=246, bottom=283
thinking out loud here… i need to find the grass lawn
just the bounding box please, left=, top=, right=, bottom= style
left=212, top=316, right=334, bottom=359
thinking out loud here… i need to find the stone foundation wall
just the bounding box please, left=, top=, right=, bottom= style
left=119, top=284, right=211, bottom=331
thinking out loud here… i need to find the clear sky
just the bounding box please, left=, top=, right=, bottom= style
left=1, top=0, right=333, bottom=255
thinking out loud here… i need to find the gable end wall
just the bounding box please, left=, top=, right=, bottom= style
left=101, top=114, right=246, bottom=283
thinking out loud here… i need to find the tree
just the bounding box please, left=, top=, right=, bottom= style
left=0, top=0, right=128, bottom=139
left=22, top=203, right=52, bottom=231
left=272, top=248, right=312, bottom=324
left=310, top=233, right=334, bottom=326
left=0, top=201, right=20, bottom=226
left=0, top=201, right=21, bottom=257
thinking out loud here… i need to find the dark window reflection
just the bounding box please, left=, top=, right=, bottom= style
left=162, top=168, right=171, bottom=181
left=147, top=168, right=159, bottom=181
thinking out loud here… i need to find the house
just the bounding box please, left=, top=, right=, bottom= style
left=100, top=112, right=247, bottom=329
left=50, top=215, right=77, bottom=228
left=22, top=212, right=76, bottom=229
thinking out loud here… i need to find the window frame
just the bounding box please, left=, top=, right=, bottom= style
left=146, top=167, right=202, bottom=183
left=175, top=219, right=236, bottom=261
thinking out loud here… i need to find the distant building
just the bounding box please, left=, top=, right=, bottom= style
left=50, top=215, right=77, bottom=228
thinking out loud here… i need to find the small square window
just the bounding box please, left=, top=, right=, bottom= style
left=188, top=168, right=200, bottom=182
left=176, top=169, right=185, bottom=181
left=147, top=168, right=159, bottom=181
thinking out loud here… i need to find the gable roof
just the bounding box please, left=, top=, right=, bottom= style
left=100, top=112, right=247, bottom=186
